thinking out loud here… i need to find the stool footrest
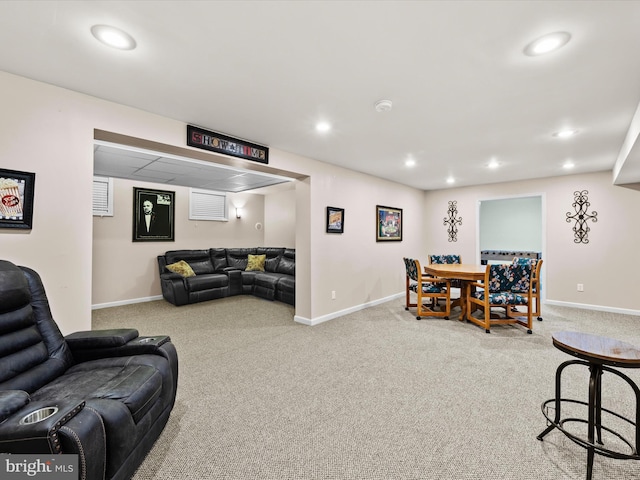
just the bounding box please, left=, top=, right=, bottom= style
left=539, top=398, right=639, bottom=460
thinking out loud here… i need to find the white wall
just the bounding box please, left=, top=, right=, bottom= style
left=258, top=149, right=426, bottom=322
left=0, top=71, right=425, bottom=332
left=3, top=70, right=638, bottom=336
left=92, top=178, right=266, bottom=306
left=263, top=187, right=295, bottom=247
left=1, top=74, right=96, bottom=333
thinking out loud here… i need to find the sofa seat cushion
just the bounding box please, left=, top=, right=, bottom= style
left=30, top=360, right=163, bottom=424
left=185, top=274, right=228, bottom=293
left=253, top=274, right=279, bottom=300
left=276, top=275, right=295, bottom=292
left=240, top=271, right=258, bottom=285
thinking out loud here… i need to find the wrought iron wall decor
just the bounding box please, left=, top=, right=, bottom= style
left=443, top=200, right=462, bottom=242
left=566, top=190, right=597, bottom=244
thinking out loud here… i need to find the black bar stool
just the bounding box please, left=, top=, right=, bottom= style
left=537, top=331, right=640, bottom=479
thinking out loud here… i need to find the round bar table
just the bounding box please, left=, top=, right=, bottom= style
left=537, top=331, right=640, bottom=480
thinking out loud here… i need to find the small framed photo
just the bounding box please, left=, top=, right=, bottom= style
left=133, top=187, right=175, bottom=242
left=326, top=206, right=344, bottom=234
left=0, top=168, right=35, bottom=229
left=376, top=205, right=402, bottom=242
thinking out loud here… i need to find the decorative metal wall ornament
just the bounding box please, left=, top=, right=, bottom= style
left=443, top=200, right=462, bottom=242
left=566, top=190, right=597, bottom=244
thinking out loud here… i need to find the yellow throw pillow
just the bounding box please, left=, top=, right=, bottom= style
left=246, top=254, right=266, bottom=272
left=166, top=260, right=196, bottom=277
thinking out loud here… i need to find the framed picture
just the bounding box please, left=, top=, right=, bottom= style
left=0, top=168, right=35, bottom=229
left=376, top=205, right=402, bottom=242
left=326, top=206, right=344, bottom=234
left=133, top=187, right=175, bottom=242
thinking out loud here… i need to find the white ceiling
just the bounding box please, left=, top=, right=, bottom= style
left=2, top=1, right=640, bottom=191
left=93, top=143, right=292, bottom=192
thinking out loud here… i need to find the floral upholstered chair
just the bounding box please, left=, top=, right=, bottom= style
left=403, top=258, right=451, bottom=320
left=513, top=257, right=543, bottom=321
left=428, top=254, right=462, bottom=292
left=466, top=262, right=534, bottom=334
left=428, top=254, right=461, bottom=265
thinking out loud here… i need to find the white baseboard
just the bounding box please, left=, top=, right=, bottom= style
left=91, top=295, right=164, bottom=310
left=545, top=299, right=640, bottom=317
left=92, top=294, right=640, bottom=320
left=294, top=292, right=404, bottom=326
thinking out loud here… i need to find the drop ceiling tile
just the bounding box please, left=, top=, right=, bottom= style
left=94, top=144, right=292, bottom=192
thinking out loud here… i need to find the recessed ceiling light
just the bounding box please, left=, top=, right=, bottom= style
left=563, top=160, right=575, bottom=169
left=315, top=122, right=331, bottom=133
left=524, top=31, right=571, bottom=56
left=488, top=158, right=500, bottom=169
left=446, top=177, right=455, bottom=184
left=405, top=159, right=416, bottom=167
left=91, top=25, right=137, bottom=50
left=552, top=129, right=579, bottom=138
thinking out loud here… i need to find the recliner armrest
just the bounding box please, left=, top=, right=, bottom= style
left=0, top=398, right=85, bottom=454
left=65, top=328, right=139, bottom=350
left=0, top=390, right=30, bottom=423
left=67, top=332, right=172, bottom=363
left=220, top=266, right=241, bottom=272
left=160, top=271, right=185, bottom=280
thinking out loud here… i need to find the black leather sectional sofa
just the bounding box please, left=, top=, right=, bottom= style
left=157, top=247, right=295, bottom=306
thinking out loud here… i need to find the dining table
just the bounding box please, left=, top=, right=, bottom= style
left=423, top=263, right=487, bottom=320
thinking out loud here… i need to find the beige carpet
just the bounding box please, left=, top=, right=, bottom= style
left=92, top=297, right=640, bottom=479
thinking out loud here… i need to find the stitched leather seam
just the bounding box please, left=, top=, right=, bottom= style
left=84, top=406, right=107, bottom=480
left=59, top=425, right=87, bottom=480
left=131, top=384, right=162, bottom=417
left=104, top=365, right=141, bottom=391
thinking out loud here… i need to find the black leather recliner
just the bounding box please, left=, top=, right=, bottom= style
left=0, top=260, right=178, bottom=480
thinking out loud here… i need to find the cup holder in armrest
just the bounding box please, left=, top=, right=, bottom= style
left=19, top=407, right=59, bottom=425
left=129, top=336, right=170, bottom=347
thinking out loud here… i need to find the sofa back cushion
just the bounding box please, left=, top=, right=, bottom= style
left=277, top=249, right=295, bottom=276
left=164, top=250, right=214, bottom=275
left=165, top=260, right=196, bottom=277
left=255, top=248, right=285, bottom=272
left=246, top=254, right=266, bottom=272
left=226, top=248, right=257, bottom=270
left=0, top=261, right=74, bottom=393
left=209, top=248, right=228, bottom=271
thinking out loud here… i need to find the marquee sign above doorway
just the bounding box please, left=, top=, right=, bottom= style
left=187, top=125, right=269, bottom=164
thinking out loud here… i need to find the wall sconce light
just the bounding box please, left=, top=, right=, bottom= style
left=235, top=208, right=241, bottom=219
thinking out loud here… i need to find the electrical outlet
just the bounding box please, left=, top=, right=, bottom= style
left=331, top=290, right=336, bottom=300
left=577, top=283, right=584, bottom=292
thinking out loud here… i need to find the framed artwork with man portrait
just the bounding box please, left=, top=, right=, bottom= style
left=132, top=187, right=175, bottom=242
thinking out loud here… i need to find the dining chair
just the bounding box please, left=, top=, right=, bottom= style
left=428, top=254, right=462, bottom=265
left=403, top=257, right=451, bottom=320
left=466, top=262, right=534, bottom=334
left=513, top=257, right=543, bottom=321
left=428, top=254, right=462, bottom=300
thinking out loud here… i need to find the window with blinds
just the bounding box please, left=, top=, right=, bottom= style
left=93, top=176, right=113, bottom=216
left=189, top=188, right=228, bottom=221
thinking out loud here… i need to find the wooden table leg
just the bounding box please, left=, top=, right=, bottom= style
left=458, top=281, right=468, bottom=321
